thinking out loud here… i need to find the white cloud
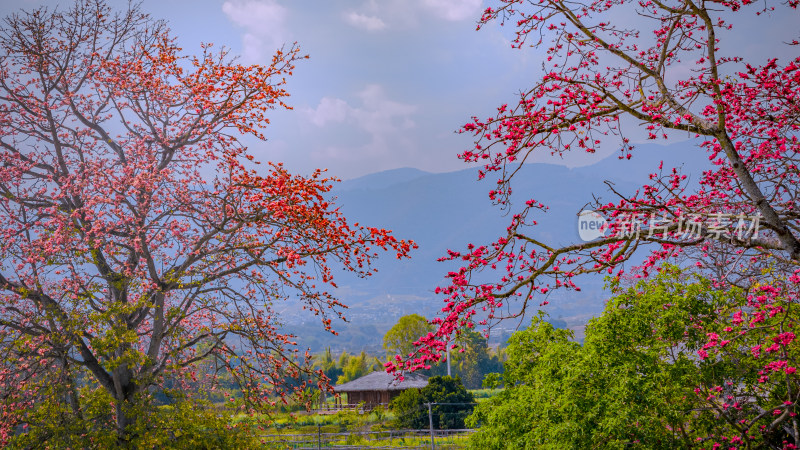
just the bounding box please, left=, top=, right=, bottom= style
left=351, top=84, right=416, bottom=134
left=305, top=85, right=416, bottom=132
left=305, top=97, right=350, bottom=127
left=222, top=0, right=288, bottom=64
left=345, top=12, right=387, bottom=31
left=342, top=0, right=482, bottom=32
left=304, top=85, right=417, bottom=161
left=420, top=0, right=483, bottom=21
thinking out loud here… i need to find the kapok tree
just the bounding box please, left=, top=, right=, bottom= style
left=386, top=0, right=800, bottom=445
left=0, top=0, right=414, bottom=443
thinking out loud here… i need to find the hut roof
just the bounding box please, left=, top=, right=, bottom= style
left=334, top=371, right=428, bottom=392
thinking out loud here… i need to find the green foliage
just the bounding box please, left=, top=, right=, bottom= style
left=469, top=388, right=502, bottom=400
left=8, top=384, right=118, bottom=449
left=313, top=347, right=343, bottom=383
left=423, top=376, right=477, bottom=430
left=466, top=318, right=583, bottom=449
left=468, top=266, right=799, bottom=449
left=6, top=385, right=256, bottom=449
left=335, top=350, right=383, bottom=385
left=449, top=330, right=504, bottom=389
left=128, top=397, right=257, bottom=449
left=383, top=314, right=435, bottom=357
left=390, top=375, right=475, bottom=430
left=389, top=386, right=427, bottom=429
left=379, top=315, right=505, bottom=388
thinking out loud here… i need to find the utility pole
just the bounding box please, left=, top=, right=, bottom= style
left=427, top=402, right=435, bottom=449
left=446, top=342, right=451, bottom=377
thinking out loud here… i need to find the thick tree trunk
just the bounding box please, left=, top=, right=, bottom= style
left=114, top=399, right=134, bottom=441
left=112, top=363, right=138, bottom=441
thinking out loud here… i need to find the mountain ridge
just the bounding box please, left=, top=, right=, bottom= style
left=288, top=141, right=712, bottom=352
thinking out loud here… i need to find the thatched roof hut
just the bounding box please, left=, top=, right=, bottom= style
left=333, top=371, right=428, bottom=407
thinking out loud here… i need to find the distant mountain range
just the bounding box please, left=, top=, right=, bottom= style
left=282, top=141, right=711, bottom=353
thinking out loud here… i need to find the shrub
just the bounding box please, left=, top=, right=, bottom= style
left=390, top=376, right=474, bottom=430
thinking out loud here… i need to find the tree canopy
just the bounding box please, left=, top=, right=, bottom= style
left=390, top=375, right=475, bottom=430
left=0, top=0, right=413, bottom=444
left=387, top=1, right=800, bottom=434
left=469, top=266, right=800, bottom=448
left=383, top=314, right=434, bottom=358
left=414, top=0, right=800, bottom=445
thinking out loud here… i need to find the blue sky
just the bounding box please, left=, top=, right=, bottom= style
left=2, top=0, right=797, bottom=180
left=1, top=0, right=590, bottom=179
left=173, top=0, right=557, bottom=179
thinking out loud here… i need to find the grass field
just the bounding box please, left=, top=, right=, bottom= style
left=218, top=388, right=498, bottom=448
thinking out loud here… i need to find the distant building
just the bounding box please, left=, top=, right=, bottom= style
left=333, top=371, right=428, bottom=408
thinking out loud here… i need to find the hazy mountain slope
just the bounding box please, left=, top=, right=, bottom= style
left=286, top=142, right=711, bottom=352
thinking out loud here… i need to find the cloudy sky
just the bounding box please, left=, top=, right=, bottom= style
left=1, top=0, right=797, bottom=179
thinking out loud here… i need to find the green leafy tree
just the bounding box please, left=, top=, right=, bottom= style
left=388, top=386, right=427, bottom=429
left=383, top=314, right=435, bottom=358
left=391, top=375, right=475, bottom=430
left=383, top=316, right=502, bottom=384
left=468, top=266, right=800, bottom=448
left=314, top=347, right=343, bottom=384
left=466, top=318, right=582, bottom=449
left=336, top=351, right=382, bottom=385
left=450, top=330, right=503, bottom=389
left=8, top=388, right=257, bottom=449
